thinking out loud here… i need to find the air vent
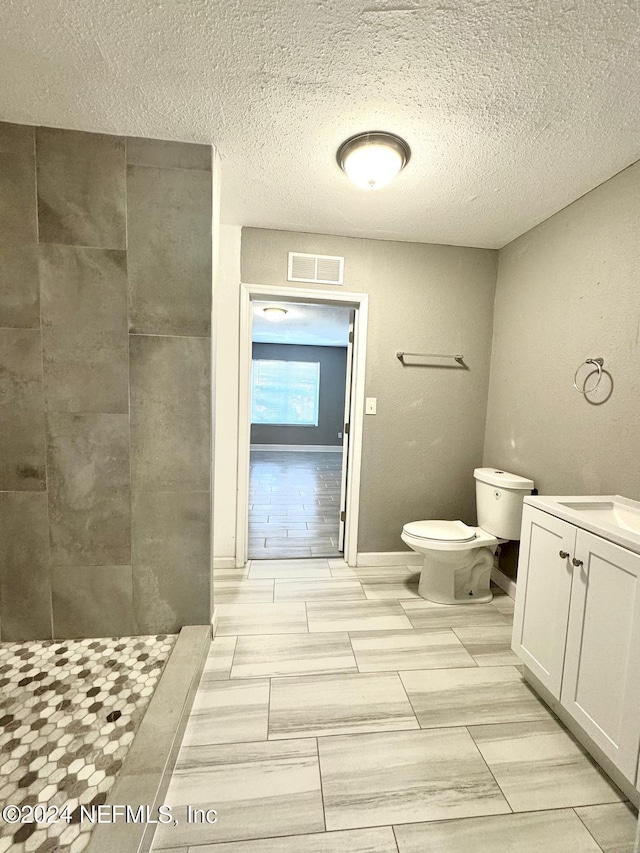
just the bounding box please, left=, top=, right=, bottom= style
left=288, top=252, right=344, bottom=285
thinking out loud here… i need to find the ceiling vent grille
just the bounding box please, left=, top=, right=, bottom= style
left=288, top=252, right=344, bottom=285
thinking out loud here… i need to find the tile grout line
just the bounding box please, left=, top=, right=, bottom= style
left=266, top=675, right=273, bottom=741
left=465, top=723, right=514, bottom=813
left=126, top=154, right=213, bottom=174
left=226, top=635, right=239, bottom=680
left=33, top=131, right=56, bottom=641
left=395, top=666, right=422, bottom=730
left=0, top=325, right=45, bottom=331
left=168, top=808, right=629, bottom=851
left=450, top=626, right=481, bottom=668
left=128, top=332, right=212, bottom=340
left=126, top=157, right=135, bottom=625
left=234, top=701, right=608, bottom=743
left=571, top=807, right=608, bottom=853
left=315, top=736, right=328, bottom=833
left=389, top=807, right=625, bottom=847
left=35, top=239, right=126, bottom=252
left=346, top=631, right=362, bottom=674
left=177, top=822, right=404, bottom=850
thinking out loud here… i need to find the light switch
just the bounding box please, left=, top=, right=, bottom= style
left=365, top=397, right=377, bottom=415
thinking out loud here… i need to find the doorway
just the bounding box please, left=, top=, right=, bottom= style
left=237, top=284, right=368, bottom=567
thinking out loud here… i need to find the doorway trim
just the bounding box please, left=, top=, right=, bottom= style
left=237, top=283, right=369, bottom=567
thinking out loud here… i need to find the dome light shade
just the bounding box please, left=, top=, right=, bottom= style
left=337, top=131, right=410, bottom=191
left=263, top=306, right=288, bottom=321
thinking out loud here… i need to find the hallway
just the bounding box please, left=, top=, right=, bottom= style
left=152, top=559, right=635, bottom=852
left=248, top=451, right=342, bottom=559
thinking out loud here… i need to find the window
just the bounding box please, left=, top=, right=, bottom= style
left=251, top=359, right=320, bottom=426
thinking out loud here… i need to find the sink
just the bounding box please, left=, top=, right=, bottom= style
left=557, top=499, right=640, bottom=535
left=525, top=494, right=640, bottom=556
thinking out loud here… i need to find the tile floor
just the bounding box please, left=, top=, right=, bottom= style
left=152, top=559, right=638, bottom=852
left=248, top=451, right=342, bottom=559
left=0, top=633, right=175, bottom=853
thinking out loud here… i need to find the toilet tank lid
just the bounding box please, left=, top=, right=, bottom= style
left=474, top=467, right=534, bottom=490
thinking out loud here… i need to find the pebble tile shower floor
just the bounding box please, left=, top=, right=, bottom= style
left=0, top=633, right=176, bottom=853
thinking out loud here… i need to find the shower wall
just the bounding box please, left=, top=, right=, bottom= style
left=0, top=122, right=214, bottom=640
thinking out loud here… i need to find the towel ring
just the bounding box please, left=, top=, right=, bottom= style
left=573, top=358, right=604, bottom=395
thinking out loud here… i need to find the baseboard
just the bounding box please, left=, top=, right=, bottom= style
left=491, top=566, right=517, bottom=599
left=357, top=551, right=423, bottom=567
left=250, top=444, right=343, bottom=452
left=213, top=556, right=236, bottom=569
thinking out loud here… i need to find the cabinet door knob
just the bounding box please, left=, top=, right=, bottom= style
left=559, top=550, right=570, bottom=559
left=572, top=557, right=583, bottom=567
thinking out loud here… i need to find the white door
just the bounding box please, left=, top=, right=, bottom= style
left=337, top=311, right=355, bottom=552
left=561, top=530, right=640, bottom=782
left=512, top=505, right=576, bottom=698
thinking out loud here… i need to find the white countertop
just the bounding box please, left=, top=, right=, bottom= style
left=525, top=494, right=640, bottom=556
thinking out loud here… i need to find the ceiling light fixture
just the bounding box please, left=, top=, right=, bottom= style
left=262, top=306, right=288, bottom=322
left=337, top=131, right=411, bottom=191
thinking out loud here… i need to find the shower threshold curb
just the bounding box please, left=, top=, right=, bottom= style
left=87, top=624, right=211, bottom=853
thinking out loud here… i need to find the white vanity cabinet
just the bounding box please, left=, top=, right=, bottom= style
left=561, top=529, right=640, bottom=781
left=512, top=505, right=575, bottom=697
left=513, top=501, right=640, bottom=784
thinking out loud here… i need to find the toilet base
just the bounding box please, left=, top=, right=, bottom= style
left=417, top=545, right=496, bottom=605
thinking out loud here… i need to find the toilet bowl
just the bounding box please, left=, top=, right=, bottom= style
left=401, top=520, right=501, bottom=604
left=402, top=469, right=534, bottom=605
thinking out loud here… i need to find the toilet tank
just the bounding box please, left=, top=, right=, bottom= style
left=474, top=468, right=534, bottom=540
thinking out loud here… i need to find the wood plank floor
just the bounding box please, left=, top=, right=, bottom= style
left=248, top=450, right=343, bottom=559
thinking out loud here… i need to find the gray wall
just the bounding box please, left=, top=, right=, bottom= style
left=250, top=343, right=347, bottom=447
left=484, top=162, right=640, bottom=577
left=242, top=227, right=498, bottom=552
left=0, top=122, right=212, bottom=640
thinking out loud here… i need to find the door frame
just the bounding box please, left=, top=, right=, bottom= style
left=236, top=282, right=369, bottom=567
left=337, top=309, right=355, bottom=552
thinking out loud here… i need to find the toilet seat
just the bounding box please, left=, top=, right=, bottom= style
left=401, top=522, right=502, bottom=552
left=403, top=520, right=477, bottom=543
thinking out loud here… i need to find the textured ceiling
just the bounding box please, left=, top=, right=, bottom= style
left=1, top=1, right=639, bottom=247
left=252, top=302, right=351, bottom=347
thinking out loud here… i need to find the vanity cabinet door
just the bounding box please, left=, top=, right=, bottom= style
left=561, top=530, right=640, bottom=782
left=512, top=505, right=576, bottom=698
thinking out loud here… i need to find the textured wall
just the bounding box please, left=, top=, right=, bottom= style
left=241, top=227, right=498, bottom=553
left=484, top=161, right=640, bottom=575
left=250, top=343, right=347, bottom=447
left=0, top=122, right=213, bottom=640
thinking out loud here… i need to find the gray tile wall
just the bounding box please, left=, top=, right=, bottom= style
left=0, top=122, right=213, bottom=640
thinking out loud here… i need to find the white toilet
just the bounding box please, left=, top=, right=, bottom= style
left=401, top=468, right=534, bottom=605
